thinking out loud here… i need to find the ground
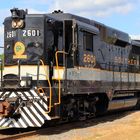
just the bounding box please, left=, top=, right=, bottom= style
left=1, top=110, right=140, bottom=140
left=22, top=111, right=140, bottom=140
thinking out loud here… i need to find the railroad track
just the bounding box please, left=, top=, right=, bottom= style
left=0, top=110, right=135, bottom=140
left=0, top=130, right=38, bottom=140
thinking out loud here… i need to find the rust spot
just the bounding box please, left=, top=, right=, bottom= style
left=0, top=101, right=11, bottom=116
left=0, top=103, right=3, bottom=113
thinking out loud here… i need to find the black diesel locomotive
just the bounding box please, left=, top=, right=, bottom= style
left=0, top=8, right=140, bottom=128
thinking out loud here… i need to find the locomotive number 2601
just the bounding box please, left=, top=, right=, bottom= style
left=22, top=29, right=40, bottom=37
left=83, top=54, right=96, bottom=64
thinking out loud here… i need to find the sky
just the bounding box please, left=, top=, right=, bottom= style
left=0, top=0, right=140, bottom=48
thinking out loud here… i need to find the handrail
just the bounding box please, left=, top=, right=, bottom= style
left=39, top=59, right=52, bottom=114
left=54, top=51, right=67, bottom=106
left=18, top=60, right=21, bottom=84
left=37, top=60, right=40, bottom=87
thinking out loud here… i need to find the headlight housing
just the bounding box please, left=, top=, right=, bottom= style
left=12, top=19, right=24, bottom=29
left=20, top=77, right=32, bottom=87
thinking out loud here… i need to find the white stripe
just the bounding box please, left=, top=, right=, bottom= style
left=17, top=92, right=27, bottom=100
left=5, top=91, right=10, bottom=95
left=30, top=90, right=39, bottom=97
left=43, top=96, right=48, bottom=101
left=23, top=107, right=41, bottom=127
left=11, top=119, right=20, bottom=128
left=0, top=92, right=3, bottom=96
left=1, top=92, right=10, bottom=99
left=9, top=92, right=17, bottom=98
left=20, top=109, right=34, bottom=127
left=66, top=67, right=140, bottom=82
left=39, top=100, right=48, bottom=110
left=34, top=102, right=51, bottom=120
left=2, top=119, right=11, bottom=127
left=18, top=118, right=27, bottom=128
left=0, top=118, right=6, bottom=126
left=3, top=65, right=49, bottom=80
left=9, top=124, right=14, bottom=128
left=53, top=68, right=64, bottom=80
left=24, top=91, right=33, bottom=99
left=30, top=106, right=44, bottom=123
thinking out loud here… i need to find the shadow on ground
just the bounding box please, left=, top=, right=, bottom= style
left=0, top=109, right=136, bottom=136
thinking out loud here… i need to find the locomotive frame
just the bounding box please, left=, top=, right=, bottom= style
left=0, top=8, right=140, bottom=128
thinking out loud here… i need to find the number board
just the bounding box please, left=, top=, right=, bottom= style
left=22, top=29, right=40, bottom=37
left=6, top=29, right=41, bottom=39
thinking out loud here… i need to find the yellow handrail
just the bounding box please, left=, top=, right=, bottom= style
left=40, top=59, right=52, bottom=114
left=54, top=51, right=67, bottom=106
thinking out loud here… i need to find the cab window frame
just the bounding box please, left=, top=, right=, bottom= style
left=83, top=31, right=94, bottom=52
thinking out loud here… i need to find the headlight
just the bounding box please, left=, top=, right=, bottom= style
left=20, top=80, right=26, bottom=87
left=12, top=21, right=17, bottom=28
left=12, top=19, right=24, bottom=28
left=20, top=80, right=31, bottom=87
left=17, top=20, right=24, bottom=28
left=20, top=77, right=32, bottom=87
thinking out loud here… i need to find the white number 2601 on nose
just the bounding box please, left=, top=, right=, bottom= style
left=22, top=29, right=40, bottom=37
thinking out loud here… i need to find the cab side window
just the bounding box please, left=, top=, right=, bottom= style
left=83, top=31, right=93, bottom=52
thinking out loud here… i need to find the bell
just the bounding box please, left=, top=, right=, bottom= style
left=10, top=8, right=19, bottom=19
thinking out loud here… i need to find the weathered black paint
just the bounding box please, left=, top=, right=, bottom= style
left=3, top=9, right=140, bottom=117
